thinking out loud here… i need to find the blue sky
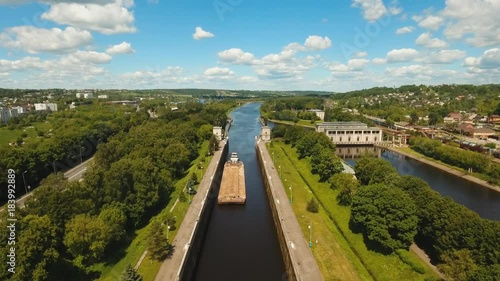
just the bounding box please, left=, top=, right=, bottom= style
left=0, top=0, right=498, bottom=91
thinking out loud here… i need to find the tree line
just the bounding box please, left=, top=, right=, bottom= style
left=0, top=101, right=232, bottom=280
left=273, top=124, right=343, bottom=182
left=351, top=156, right=499, bottom=281
left=410, top=137, right=500, bottom=184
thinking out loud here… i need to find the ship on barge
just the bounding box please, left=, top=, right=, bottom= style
left=218, top=152, right=246, bottom=204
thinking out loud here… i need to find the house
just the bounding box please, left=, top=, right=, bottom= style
left=307, top=109, right=325, bottom=120
left=447, top=112, right=462, bottom=123
left=457, top=123, right=475, bottom=135
left=34, top=103, right=58, bottom=111
left=316, top=122, right=382, bottom=145
left=471, top=128, right=496, bottom=140
left=487, top=115, right=500, bottom=123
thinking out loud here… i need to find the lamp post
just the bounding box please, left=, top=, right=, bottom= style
left=309, top=223, right=312, bottom=247
left=279, top=165, right=282, bottom=178
left=289, top=184, right=293, bottom=203
left=272, top=151, right=275, bottom=163
left=22, top=170, right=28, bottom=194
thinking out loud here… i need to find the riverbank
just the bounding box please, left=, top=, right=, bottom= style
left=379, top=145, right=500, bottom=193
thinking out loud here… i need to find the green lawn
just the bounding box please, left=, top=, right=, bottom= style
left=0, top=121, right=52, bottom=145
left=268, top=142, right=370, bottom=281
left=94, top=141, right=213, bottom=281
left=271, top=141, right=440, bottom=281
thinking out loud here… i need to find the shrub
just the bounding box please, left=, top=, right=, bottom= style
left=306, top=198, right=319, bottom=213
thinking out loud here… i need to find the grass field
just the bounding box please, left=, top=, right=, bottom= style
left=270, top=141, right=440, bottom=281
left=94, top=141, right=213, bottom=281
left=0, top=121, right=52, bottom=145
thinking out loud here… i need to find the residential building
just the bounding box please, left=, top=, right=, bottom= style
left=447, top=112, right=462, bottom=123
left=0, top=107, right=19, bottom=123
left=308, top=109, right=325, bottom=120
left=34, top=103, right=58, bottom=111
left=98, top=95, right=108, bottom=99
left=84, top=93, right=93, bottom=99
left=487, top=115, right=500, bottom=123
left=472, top=128, right=496, bottom=140
left=316, top=122, right=382, bottom=145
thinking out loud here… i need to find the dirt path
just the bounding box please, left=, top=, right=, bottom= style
left=410, top=244, right=446, bottom=279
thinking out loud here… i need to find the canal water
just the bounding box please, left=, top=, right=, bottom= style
left=194, top=103, right=285, bottom=281
left=340, top=147, right=500, bottom=221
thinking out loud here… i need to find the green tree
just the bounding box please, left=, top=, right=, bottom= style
left=350, top=184, right=418, bottom=252
left=121, top=264, right=143, bottom=281
left=197, top=124, right=213, bottom=140
left=438, top=249, right=478, bottom=281
left=147, top=222, right=171, bottom=261
left=13, top=215, right=59, bottom=281
left=98, top=204, right=127, bottom=242
left=306, top=198, right=319, bottom=213
left=63, top=214, right=113, bottom=264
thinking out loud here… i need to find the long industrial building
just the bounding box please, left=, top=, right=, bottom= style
left=315, top=121, right=382, bottom=145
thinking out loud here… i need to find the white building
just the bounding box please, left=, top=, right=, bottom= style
left=308, top=109, right=325, bottom=120
left=261, top=126, right=271, bottom=141
left=84, top=93, right=93, bottom=99
left=34, top=103, right=58, bottom=112
left=12, top=106, right=26, bottom=114
left=213, top=126, right=222, bottom=141
left=98, top=95, right=108, bottom=99
left=316, top=122, right=382, bottom=145
left=76, top=93, right=82, bottom=98
left=0, top=107, right=19, bottom=123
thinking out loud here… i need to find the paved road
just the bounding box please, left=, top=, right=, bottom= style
left=1, top=157, right=93, bottom=212
left=154, top=140, right=226, bottom=281
left=257, top=140, right=323, bottom=281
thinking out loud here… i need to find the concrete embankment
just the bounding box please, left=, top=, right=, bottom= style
left=378, top=145, right=500, bottom=193
left=256, top=140, right=323, bottom=281
left=155, top=139, right=229, bottom=281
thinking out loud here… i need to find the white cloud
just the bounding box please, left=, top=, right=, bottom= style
left=193, top=26, right=215, bottom=40
left=67, top=50, right=112, bottom=64
left=418, top=49, right=466, bottom=64
left=106, top=41, right=134, bottom=54
left=41, top=0, right=136, bottom=34
left=385, top=64, right=457, bottom=79
left=389, top=6, right=402, bottom=15
left=0, top=57, right=47, bottom=72
left=326, top=59, right=369, bottom=72
left=121, top=66, right=184, bottom=84
left=415, top=32, right=448, bottom=48
left=254, top=54, right=317, bottom=80
left=0, top=26, right=92, bottom=54
left=304, top=35, right=332, bottom=50
left=464, top=48, right=500, bottom=69
left=395, top=26, right=414, bottom=35
left=351, top=0, right=388, bottom=21
left=353, top=51, right=368, bottom=58
left=386, top=48, right=419, bottom=63
left=0, top=0, right=115, bottom=4
left=417, top=15, right=444, bottom=30
left=372, top=58, right=387, bottom=64
left=204, top=67, right=235, bottom=76
left=218, top=48, right=255, bottom=65
left=443, top=0, right=500, bottom=47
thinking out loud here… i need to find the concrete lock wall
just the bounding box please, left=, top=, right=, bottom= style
left=178, top=140, right=229, bottom=281
left=255, top=143, right=297, bottom=281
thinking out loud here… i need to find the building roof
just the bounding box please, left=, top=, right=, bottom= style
left=473, top=128, right=495, bottom=134
left=448, top=112, right=461, bottom=119
left=316, top=121, right=378, bottom=130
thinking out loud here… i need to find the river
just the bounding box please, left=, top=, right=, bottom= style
left=194, top=103, right=285, bottom=281
left=340, top=146, right=500, bottom=221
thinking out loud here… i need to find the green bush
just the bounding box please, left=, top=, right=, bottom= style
left=306, top=198, right=319, bottom=213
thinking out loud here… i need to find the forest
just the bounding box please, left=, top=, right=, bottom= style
left=0, top=101, right=232, bottom=281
